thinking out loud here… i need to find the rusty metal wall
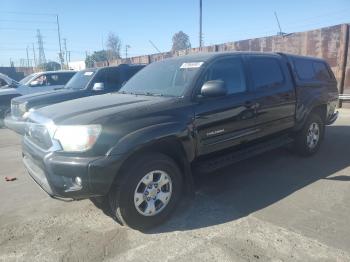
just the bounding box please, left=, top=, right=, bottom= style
left=99, top=23, right=350, bottom=98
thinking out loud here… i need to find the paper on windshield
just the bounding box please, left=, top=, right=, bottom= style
left=84, top=72, right=94, bottom=76
left=180, top=62, right=204, bottom=69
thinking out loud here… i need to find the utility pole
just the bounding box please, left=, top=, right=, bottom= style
left=199, top=0, right=203, bottom=48
left=26, top=46, right=30, bottom=68
left=56, top=15, right=64, bottom=68
left=32, top=43, right=37, bottom=69
left=125, top=45, right=130, bottom=59
left=63, top=38, right=68, bottom=69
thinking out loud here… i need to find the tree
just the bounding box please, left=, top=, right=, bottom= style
left=38, top=61, right=61, bottom=71
left=106, top=32, right=122, bottom=60
left=85, top=50, right=108, bottom=68
left=171, top=31, right=191, bottom=52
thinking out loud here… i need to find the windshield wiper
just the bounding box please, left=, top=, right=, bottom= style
left=134, top=91, right=163, bottom=96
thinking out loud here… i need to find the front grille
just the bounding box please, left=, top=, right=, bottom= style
left=25, top=121, right=53, bottom=150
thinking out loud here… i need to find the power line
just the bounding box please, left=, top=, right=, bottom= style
left=0, top=11, right=56, bottom=16
left=0, top=27, right=57, bottom=31
left=0, top=19, right=56, bottom=24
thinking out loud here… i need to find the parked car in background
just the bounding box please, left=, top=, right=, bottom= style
left=0, top=73, right=20, bottom=89
left=21, top=52, right=338, bottom=229
left=5, top=64, right=145, bottom=134
left=18, top=71, right=77, bottom=92
left=0, top=70, right=76, bottom=127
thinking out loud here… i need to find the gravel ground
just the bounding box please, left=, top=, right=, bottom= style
left=0, top=109, right=350, bottom=261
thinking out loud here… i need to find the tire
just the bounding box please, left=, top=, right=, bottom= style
left=109, top=153, right=183, bottom=230
left=293, top=113, right=324, bottom=156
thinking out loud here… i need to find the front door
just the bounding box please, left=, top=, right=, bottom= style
left=194, top=56, right=258, bottom=156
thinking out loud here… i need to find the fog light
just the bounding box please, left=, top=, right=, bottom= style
left=75, top=177, right=82, bottom=186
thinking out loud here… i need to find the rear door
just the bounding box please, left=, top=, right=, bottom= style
left=194, top=56, right=258, bottom=156
left=248, top=54, right=296, bottom=138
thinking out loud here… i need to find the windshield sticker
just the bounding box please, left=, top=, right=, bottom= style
left=180, top=62, right=204, bottom=69
left=84, top=71, right=94, bottom=76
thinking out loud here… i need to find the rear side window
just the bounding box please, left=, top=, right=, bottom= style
left=250, top=57, right=284, bottom=89
left=313, top=62, right=331, bottom=81
left=294, top=59, right=331, bottom=82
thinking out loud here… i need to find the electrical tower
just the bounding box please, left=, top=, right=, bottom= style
left=36, top=29, right=46, bottom=66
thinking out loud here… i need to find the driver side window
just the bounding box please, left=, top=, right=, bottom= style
left=203, top=57, right=246, bottom=95
left=30, top=75, right=47, bottom=87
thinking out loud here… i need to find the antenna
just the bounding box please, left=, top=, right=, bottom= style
left=149, top=40, right=161, bottom=53
left=274, top=11, right=284, bottom=36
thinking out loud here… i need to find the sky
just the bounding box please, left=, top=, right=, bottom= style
left=0, top=0, right=349, bottom=66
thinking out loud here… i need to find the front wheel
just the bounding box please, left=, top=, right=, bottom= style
left=293, top=113, right=324, bottom=156
left=109, top=153, right=183, bottom=230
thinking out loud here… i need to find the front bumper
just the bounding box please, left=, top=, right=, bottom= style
left=22, top=138, right=125, bottom=200
left=4, top=116, right=26, bottom=135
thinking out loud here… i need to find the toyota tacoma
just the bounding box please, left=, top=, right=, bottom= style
left=21, top=52, right=338, bottom=229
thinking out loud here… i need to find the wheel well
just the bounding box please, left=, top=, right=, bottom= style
left=114, top=138, right=192, bottom=191
left=310, top=104, right=327, bottom=123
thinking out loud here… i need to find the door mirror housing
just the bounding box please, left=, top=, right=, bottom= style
left=200, top=80, right=227, bottom=98
left=92, top=82, right=105, bottom=91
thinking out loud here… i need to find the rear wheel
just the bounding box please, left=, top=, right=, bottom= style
left=109, top=153, right=183, bottom=229
left=293, top=113, right=324, bottom=156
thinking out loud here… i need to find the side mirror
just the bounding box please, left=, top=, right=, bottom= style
left=29, top=80, right=39, bottom=87
left=200, top=80, right=227, bottom=98
left=92, top=82, right=105, bottom=91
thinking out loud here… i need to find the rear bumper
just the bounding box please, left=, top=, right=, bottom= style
left=22, top=138, right=125, bottom=200
left=4, top=116, right=26, bottom=135
left=326, top=111, right=338, bottom=125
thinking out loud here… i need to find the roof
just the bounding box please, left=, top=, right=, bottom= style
left=165, top=51, right=327, bottom=63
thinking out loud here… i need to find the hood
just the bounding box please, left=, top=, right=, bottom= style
left=13, top=88, right=81, bottom=106
left=0, top=88, right=19, bottom=96
left=34, top=92, right=175, bottom=125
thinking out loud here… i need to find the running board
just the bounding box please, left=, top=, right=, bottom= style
left=194, top=136, right=294, bottom=174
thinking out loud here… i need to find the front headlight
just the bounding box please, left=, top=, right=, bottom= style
left=53, top=125, right=102, bottom=152
left=18, top=102, right=28, bottom=116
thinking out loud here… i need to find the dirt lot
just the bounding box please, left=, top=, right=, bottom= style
left=0, top=109, right=350, bottom=262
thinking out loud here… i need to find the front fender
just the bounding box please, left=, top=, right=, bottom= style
left=107, top=121, right=195, bottom=162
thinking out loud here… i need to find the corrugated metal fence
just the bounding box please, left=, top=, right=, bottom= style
left=95, top=23, right=350, bottom=105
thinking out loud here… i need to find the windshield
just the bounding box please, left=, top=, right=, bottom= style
left=64, top=69, right=97, bottom=90
left=19, top=74, right=36, bottom=85
left=119, top=59, right=203, bottom=97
